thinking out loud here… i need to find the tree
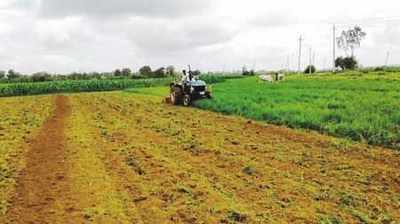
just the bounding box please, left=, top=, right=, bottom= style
left=335, top=56, right=358, bottom=70
left=192, top=70, right=201, bottom=76
left=304, top=65, right=316, bottom=74
left=166, top=66, right=175, bottom=76
left=88, top=72, right=101, bottom=79
left=69, top=72, right=86, bottom=80
left=32, top=72, right=51, bottom=82
left=114, top=69, right=122, bottom=76
left=0, top=71, right=5, bottom=79
left=139, top=66, right=153, bottom=77
left=153, top=67, right=166, bottom=77
left=335, top=57, right=345, bottom=70
left=337, top=26, right=366, bottom=57
left=242, top=66, right=253, bottom=76
left=242, top=66, right=249, bottom=76
left=7, top=69, right=21, bottom=79
left=121, top=68, right=132, bottom=77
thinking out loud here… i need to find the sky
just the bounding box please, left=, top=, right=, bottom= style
left=0, top=0, right=399, bottom=74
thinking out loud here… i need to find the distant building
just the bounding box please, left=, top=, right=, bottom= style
left=259, top=73, right=285, bottom=82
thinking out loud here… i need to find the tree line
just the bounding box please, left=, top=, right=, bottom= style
left=0, top=65, right=178, bottom=83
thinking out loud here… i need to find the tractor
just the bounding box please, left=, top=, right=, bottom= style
left=169, top=67, right=211, bottom=106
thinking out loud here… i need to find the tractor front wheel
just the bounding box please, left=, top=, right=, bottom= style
left=183, top=94, right=192, bottom=107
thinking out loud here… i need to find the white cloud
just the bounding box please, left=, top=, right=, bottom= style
left=34, top=17, right=92, bottom=51
left=126, top=17, right=237, bottom=55
left=38, top=0, right=213, bottom=18
left=0, top=0, right=399, bottom=73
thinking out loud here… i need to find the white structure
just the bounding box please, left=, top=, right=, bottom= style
left=260, top=75, right=274, bottom=82
left=259, top=73, right=285, bottom=82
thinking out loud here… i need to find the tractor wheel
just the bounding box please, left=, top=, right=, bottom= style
left=170, top=87, right=183, bottom=105
left=183, top=94, right=192, bottom=107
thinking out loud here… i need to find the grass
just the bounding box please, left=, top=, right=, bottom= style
left=195, top=71, right=400, bottom=149
left=125, top=86, right=169, bottom=97
left=0, top=78, right=173, bottom=97
left=198, top=74, right=244, bottom=84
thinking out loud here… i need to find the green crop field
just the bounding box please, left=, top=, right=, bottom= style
left=0, top=74, right=243, bottom=98
left=0, top=78, right=173, bottom=97
left=196, top=71, right=400, bottom=149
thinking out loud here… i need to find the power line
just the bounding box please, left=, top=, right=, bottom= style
left=329, top=16, right=400, bottom=27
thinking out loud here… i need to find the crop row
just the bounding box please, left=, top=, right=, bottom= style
left=0, top=78, right=173, bottom=97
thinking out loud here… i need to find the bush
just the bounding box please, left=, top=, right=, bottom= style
left=335, top=57, right=358, bottom=70
left=198, top=74, right=243, bottom=84
left=242, top=70, right=255, bottom=76
left=374, top=66, right=385, bottom=72
left=304, top=65, right=316, bottom=74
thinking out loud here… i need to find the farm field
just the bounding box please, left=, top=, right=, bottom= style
left=1, top=91, right=399, bottom=223
left=0, top=74, right=240, bottom=98
left=197, top=71, right=400, bottom=149
left=0, top=78, right=173, bottom=97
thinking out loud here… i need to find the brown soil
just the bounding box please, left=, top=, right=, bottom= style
left=1, top=92, right=399, bottom=223
left=70, top=93, right=400, bottom=223
left=5, top=96, right=82, bottom=224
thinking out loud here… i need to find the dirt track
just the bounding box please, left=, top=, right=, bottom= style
left=1, top=92, right=400, bottom=223
left=5, top=96, right=84, bottom=223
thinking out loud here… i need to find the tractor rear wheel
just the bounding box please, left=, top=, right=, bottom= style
left=170, top=87, right=183, bottom=105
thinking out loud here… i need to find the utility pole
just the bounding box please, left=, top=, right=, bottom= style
left=385, top=51, right=390, bottom=67
left=333, top=24, right=336, bottom=71
left=309, top=47, right=312, bottom=75
left=298, top=36, right=303, bottom=73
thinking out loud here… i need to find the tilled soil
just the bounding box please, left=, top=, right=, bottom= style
left=1, top=92, right=400, bottom=224
left=5, top=96, right=84, bottom=224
